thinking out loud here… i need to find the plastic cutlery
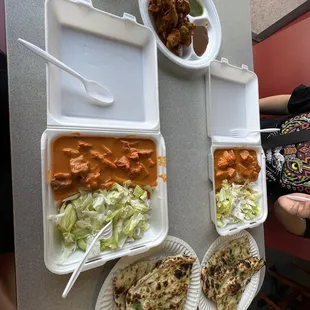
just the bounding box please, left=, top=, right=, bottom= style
left=62, top=221, right=113, bottom=298
left=18, top=38, right=114, bottom=106
left=230, top=128, right=280, bottom=138
left=48, top=213, right=65, bottom=220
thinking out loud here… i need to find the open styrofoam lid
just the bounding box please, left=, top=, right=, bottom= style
left=207, top=59, right=260, bottom=145
left=46, top=0, right=159, bottom=131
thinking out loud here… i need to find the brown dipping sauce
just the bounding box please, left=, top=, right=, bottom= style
left=214, top=149, right=261, bottom=190
left=51, top=136, right=158, bottom=201
left=193, top=26, right=208, bottom=57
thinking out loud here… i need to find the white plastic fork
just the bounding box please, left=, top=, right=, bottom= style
left=62, top=221, right=113, bottom=298
left=48, top=213, right=65, bottom=220
left=230, top=128, right=280, bottom=138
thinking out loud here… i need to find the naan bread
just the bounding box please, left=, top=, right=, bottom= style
left=215, top=257, right=265, bottom=310
left=216, top=292, right=243, bottom=310
left=208, top=236, right=251, bottom=267
left=113, top=260, right=162, bottom=310
left=201, top=236, right=251, bottom=301
left=126, top=255, right=196, bottom=310
left=202, top=256, right=264, bottom=298
left=201, top=236, right=265, bottom=310
left=215, top=257, right=265, bottom=300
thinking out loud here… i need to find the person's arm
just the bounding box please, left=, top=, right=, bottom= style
left=259, top=94, right=291, bottom=115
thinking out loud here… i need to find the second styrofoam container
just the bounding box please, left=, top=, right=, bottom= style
left=206, top=59, right=268, bottom=236
left=208, top=146, right=268, bottom=236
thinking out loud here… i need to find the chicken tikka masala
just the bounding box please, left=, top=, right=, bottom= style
left=51, top=136, right=157, bottom=200
left=214, top=149, right=261, bottom=190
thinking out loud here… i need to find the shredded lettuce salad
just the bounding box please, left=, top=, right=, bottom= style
left=54, top=183, right=151, bottom=260
left=216, top=180, right=261, bottom=228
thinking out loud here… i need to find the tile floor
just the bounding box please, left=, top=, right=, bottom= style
left=249, top=247, right=310, bottom=309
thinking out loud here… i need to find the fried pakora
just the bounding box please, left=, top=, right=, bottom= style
left=149, top=0, right=195, bottom=55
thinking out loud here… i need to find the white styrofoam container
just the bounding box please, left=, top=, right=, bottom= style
left=206, top=59, right=268, bottom=236
left=42, top=0, right=168, bottom=274
left=46, top=0, right=159, bottom=130
left=41, top=130, right=168, bottom=274
left=138, top=0, right=222, bottom=71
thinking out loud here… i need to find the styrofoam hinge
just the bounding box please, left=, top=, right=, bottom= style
left=123, top=13, right=137, bottom=23
left=221, top=57, right=229, bottom=64
left=242, top=64, right=249, bottom=70
left=69, top=0, right=93, bottom=7
left=46, top=124, right=161, bottom=135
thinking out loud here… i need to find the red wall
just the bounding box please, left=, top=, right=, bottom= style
left=254, top=13, right=310, bottom=258
left=253, top=14, right=310, bottom=98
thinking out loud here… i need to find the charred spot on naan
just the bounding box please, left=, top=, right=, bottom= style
left=125, top=255, right=196, bottom=310
left=113, top=260, right=162, bottom=310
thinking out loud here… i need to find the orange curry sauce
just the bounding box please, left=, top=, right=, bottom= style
left=51, top=136, right=157, bottom=201
left=214, top=149, right=261, bottom=190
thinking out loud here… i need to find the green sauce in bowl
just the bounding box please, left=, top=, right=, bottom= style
left=190, top=0, right=204, bottom=17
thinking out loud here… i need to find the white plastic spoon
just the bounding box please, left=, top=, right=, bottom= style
left=18, top=38, right=114, bottom=106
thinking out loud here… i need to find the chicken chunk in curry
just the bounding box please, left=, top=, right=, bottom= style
left=214, top=149, right=261, bottom=190
left=51, top=136, right=158, bottom=200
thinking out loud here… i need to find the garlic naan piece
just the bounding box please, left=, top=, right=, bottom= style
left=201, top=236, right=265, bottom=310
left=208, top=236, right=251, bottom=267
left=126, top=255, right=196, bottom=310
left=201, top=236, right=251, bottom=301
left=215, top=257, right=265, bottom=310
left=113, top=260, right=162, bottom=310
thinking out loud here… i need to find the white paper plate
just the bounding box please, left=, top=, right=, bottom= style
left=95, top=235, right=201, bottom=310
left=199, top=230, right=262, bottom=310
left=138, top=0, right=222, bottom=71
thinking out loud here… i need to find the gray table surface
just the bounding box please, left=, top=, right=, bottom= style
left=5, top=0, right=264, bottom=309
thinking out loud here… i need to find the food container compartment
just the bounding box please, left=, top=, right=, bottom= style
left=209, top=145, right=268, bottom=236
left=42, top=129, right=168, bottom=274
left=41, top=0, right=168, bottom=274
left=206, top=59, right=268, bottom=236
left=138, top=0, right=222, bottom=71
left=46, top=0, right=159, bottom=130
